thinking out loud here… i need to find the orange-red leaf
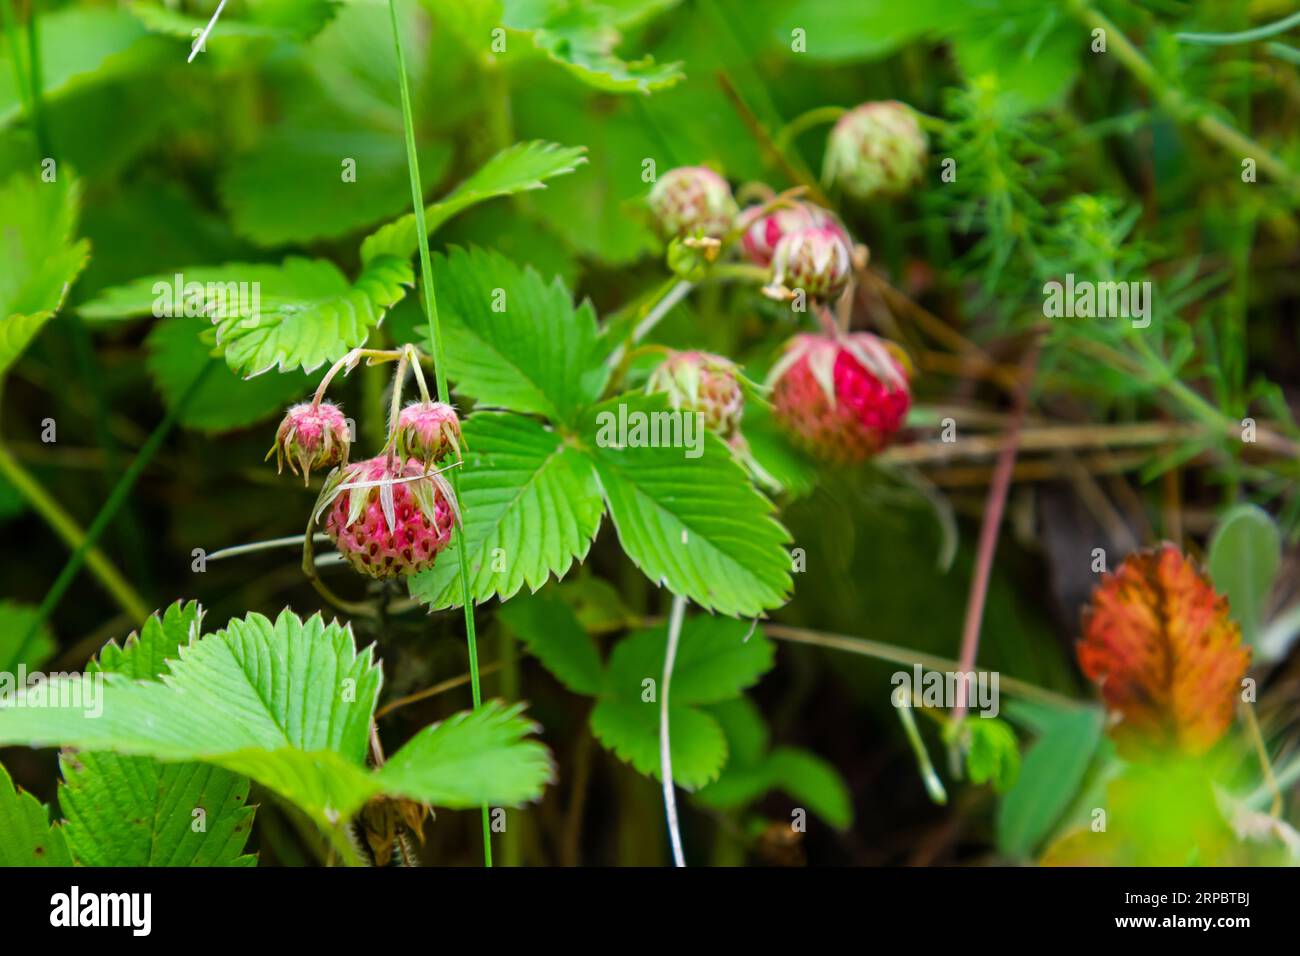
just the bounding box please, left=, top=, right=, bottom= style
left=1078, top=544, right=1249, bottom=757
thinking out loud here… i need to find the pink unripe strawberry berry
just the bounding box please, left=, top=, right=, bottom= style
left=740, top=201, right=848, bottom=267
left=324, top=455, right=456, bottom=579
left=268, top=401, right=350, bottom=484
left=647, top=166, right=738, bottom=239
left=395, top=401, right=464, bottom=468
left=824, top=101, right=928, bottom=200
left=766, top=225, right=854, bottom=300
left=768, top=332, right=911, bottom=463
left=646, top=350, right=745, bottom=438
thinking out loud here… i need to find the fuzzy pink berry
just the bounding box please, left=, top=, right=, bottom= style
left=647, top=166, right=738, bottom=239
left=268, top=402, right=350, bottom=484
left=824, top=101, right=927, bottom=200
left=766, top=225, right=854, bottom=300
left=768, top=332, right=911, bottom=463
left=646, top=350, right=745, bottom=438
left=395, top=401, right=463, bottom=467
left=740, top=202, right=848, bottom=267
left=324, top=455, right=456, bottom=579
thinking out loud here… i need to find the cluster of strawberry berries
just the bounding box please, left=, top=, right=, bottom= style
left=268, top=386, right=465, bottom=580
left=643, top=101, right=924, bottom=466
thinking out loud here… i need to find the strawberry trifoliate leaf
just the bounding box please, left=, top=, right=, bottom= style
left=585, top=393, right=793, bottom=617
left=377, top=702, right=555, bottom=809
left=408, top=412, right=604, bottom=609
left=0, top=608, right=553, bottom=827
left=79, top=255, right=413, bottom=376
left=607, top=617, right=774, bottom=706
left=589, top=698, right=727, bottom=789
left=501, top=0, right=684, bottom=94
left=420, top=246, right=608, bottom=423
left=58, top=601, right=258, bottom=866
left=361, top=141, right=588, bottom=263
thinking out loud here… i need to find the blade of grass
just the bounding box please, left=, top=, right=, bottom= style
left=385, top=0, right=492, bottom=867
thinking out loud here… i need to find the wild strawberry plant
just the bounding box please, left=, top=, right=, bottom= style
left=1, top=0, right=1299, bottom=869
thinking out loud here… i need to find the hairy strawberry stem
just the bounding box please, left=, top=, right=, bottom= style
left=661, top=593, right=687, bottom=867
left=386, top=0, right=491, bottom=866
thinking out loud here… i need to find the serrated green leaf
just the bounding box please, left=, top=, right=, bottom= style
left=58, top=754, right=257, bottom=867
left=0, top=173, right=90, bottom=377
left=79, top=255, right=413, bottom=376
left=589, top=697, right=726, bottom=788
left=89, top=599, right=203, bottom=680
left=997, top=704, right=1103, bottom=858
left=1208, top=503, right=1281, bottom=648
left=408, top=412, right=604, bottom=608
left=0, top=608, right=552, bottom=826
left=362, top=141, right=588, bottom=263
left=586, top=393, right=793, bottom=616
left=0, top=601, right=56, bottom=673
left=377, top=701, right=554, bottom=808
left=498, top=591, right=606, bottom=695
left=0, top=761, right=73, bottom=866
left=608, top=617, right=774, bottom=706
left=418, top=246, right=607, bottom=422
left=503, top=0, right=684, bottom=93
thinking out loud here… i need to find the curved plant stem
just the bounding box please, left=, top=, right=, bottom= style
left=16, top=364, right=214, bottom=657
left=952, top=342, right=1039, bottom=722
left=774, top=105, right=845, bottom=153
left=1175, top=11, right=1300, bottom=46
left=386, top=0, right=491, bottom=866
left=763, top=623, right=1081, bottom=712
left=660, top=593, right=688, bottom=867
left=206, top=533, right=328, bottom=562
left=0, top=442, right=149, bottom=623
left=894, top=694, right=947, bottom=805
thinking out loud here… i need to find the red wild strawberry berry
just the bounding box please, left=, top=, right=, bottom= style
left=739, top=201, right=848, bottom=267
left=824, top=101, right=928, bottom=200
left=768, top=332, right=911, bottom=463
left=394, top=401, right=464, bottom=468
left=765, top=225, right=854, bottom=300
left=323, top=456, right=457, bottom=579
left=646, top=350, right=745, bottom=438
left=267, top=401, right=350, bottom=484
left=647, top=166, right=738, bottom=239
